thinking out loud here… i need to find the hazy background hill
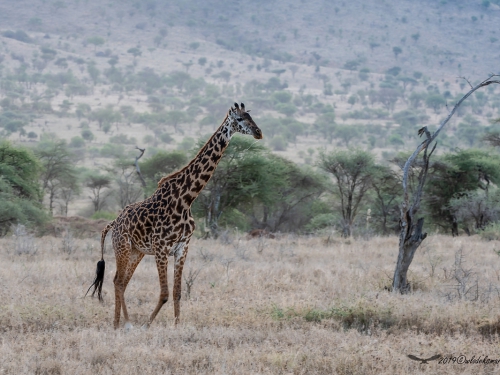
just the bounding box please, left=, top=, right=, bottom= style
left=0, top=0, right=499, bottom=221
left=1, top=0, right=499, bottom=79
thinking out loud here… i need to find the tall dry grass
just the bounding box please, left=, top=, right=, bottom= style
left=1, top=232, right=500, bottom=374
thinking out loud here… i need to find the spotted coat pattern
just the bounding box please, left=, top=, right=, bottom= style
left=101, top=103, right=262, bottom=329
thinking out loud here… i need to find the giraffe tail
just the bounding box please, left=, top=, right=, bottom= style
left=85, top=220, right=115, bottom=302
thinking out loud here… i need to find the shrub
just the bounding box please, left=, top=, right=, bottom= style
left=91, top=211, right=117, bottom=220
left=177, top=137, right=195, bottom=151
left=13, top=224, right=38, bottom=255
left=81, top=129, right=94, bottom=141
left=2, top=30, right=32, bottom=43
left=269, top=135, right=287, bottom=151
left=100, top=143, right=124, bottom=158
left=109, top=134, right=136, bottom=145
left=159, top=133, right=173, bottom=144
left=69, top=136, right=85, bottom=148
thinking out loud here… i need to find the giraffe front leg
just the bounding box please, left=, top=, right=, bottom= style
left=173, top=241, right=190, bottom=325
left=148, top=251, right=169, bottom=326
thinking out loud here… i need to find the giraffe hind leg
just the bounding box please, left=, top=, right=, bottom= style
left=113, top=266, right=125, bottom=329
left=120, top=249, right=144, bottom=325
left=113, top=238, right=144, bottom=329
left=148, top=252, right=169, bottom=326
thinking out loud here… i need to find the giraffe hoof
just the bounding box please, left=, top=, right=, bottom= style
left=124, top=322, right=134, bottom=331
left=141, top=323, right=150, bottom=330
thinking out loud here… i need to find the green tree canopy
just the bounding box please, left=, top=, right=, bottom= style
left=425, top=93, right=446, bottom=113
left=87, top=36, right=105, bottom=51
left=139, top=150, right=188, bottom=194
left=318, top=149, right=376, bottom=236
left=36, top=136, right=78, bottom=214
left=0, top=141, right=47, bottom=235
left=424, top=149, right=500, bottom=233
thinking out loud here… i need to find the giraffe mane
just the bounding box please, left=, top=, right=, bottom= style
left=156, top=113, right=230, bottom=188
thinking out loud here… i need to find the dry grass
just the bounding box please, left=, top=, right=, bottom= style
left=1, top=233, right=500, bottom=374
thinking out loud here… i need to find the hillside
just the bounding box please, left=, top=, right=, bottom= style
left=0, top=0, right=499, bottom=217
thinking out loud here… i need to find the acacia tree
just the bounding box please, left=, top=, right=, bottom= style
left=424, top=149, right=500, bottom=234
left=392, top=75, right=500, bottom=293
left=36, top=137, right=78, bottom=215
left=193, top=137, right=281, bottom=238
left=85, top=173, right=112, bottom=212
left=371, top=165, right=401, bottom=235
left=0, top=141, right=47, bottom=235
left=139, top=150, right=188, bottom=194
left=110, top=157, right=144, bottom=209
left=254, top=156, right=326, bottom=232
left=87, top=36, right=105, bottom=52
left=165, top=110, right=188, bottom=133
left=318, top=149, right=376, bottom=237
left=449, top=190, right=500, bottom=231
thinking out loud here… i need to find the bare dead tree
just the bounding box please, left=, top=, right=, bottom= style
left=134, top=147, right=147, bottom=198
left=393, top=75, right=500, bottom=294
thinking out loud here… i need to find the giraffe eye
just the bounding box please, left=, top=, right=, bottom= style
left=237, top=117, right=243, bottom=121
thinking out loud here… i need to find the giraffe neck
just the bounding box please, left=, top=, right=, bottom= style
left=159, top=115, right=234, bottom=205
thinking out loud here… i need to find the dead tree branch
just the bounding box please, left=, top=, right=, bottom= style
left=134, top=146, right=147, bottom=198
left=392, top=75, right=500, bottom=293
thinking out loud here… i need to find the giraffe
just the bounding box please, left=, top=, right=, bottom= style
left=87, top=103, right=262, bottom=329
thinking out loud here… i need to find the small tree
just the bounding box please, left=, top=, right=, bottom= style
left=198, top=57, right=207, bottom=66
left=127, top=47, right=142, bottom=63
left=193, top=137, right=277, bottom=237
left=87, top=36, right=105, bottom=52
left=425, top=93, right=446, bottom=114
left=392, top=46, right=402, bottom=59
left=318, top=149, right=376, bottom=237
left=36, top=137, right=78, bottom=214
left=334, top=125, right=360, bottom=147
left=371, top=165, right=401, bottom=235
left=85, top=173, right=112, bottom=212
left=165, top=110, right=188, bottom=133
left=111, top=158, right=144, bottom=209
left=87, top=64, right=100, bottom=85
left=0, top=142, right=47, bottom=235
left=450, top=190, right=500, bottom=231
left=139, top=150, right=188, bottom=194
left=288, top=64, right=299, bottom=79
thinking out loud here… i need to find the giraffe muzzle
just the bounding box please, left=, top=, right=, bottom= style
left=253, top=128, right=263, bottom=140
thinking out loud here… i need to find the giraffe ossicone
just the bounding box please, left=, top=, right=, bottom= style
left=87, top=102, right=262, bottom=329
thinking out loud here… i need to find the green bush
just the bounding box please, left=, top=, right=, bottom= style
left=91, top=211, right=117, bottom=221
left=69, top=136, right=85, bottom=148
left=81, top=129, right=94, bottom=141
left=159, top=133, right=174, bottom=144
left=0, top=142, right=47, bottom=235
left=177, top=137, right=195, bottom=151
left=306, top=213, right=336, bottom=232
left=218, top=208, right=250, bottom=232
left=2, top=30, right=32, bottom=43
left=269, top=135, right=287, bottom=151
left=100, top=143, right=124, bottom=158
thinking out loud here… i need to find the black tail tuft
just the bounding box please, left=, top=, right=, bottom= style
left=85, top=259, right=105, bottom=302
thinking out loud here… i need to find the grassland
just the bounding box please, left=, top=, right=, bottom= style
left=1, top=232, right=500, bottom=374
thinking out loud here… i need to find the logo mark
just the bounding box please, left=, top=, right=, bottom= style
left=407, top=354, right=442, bottom=364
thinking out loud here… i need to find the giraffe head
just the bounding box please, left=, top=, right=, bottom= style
left=228, top=102, right=263, bottom=139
